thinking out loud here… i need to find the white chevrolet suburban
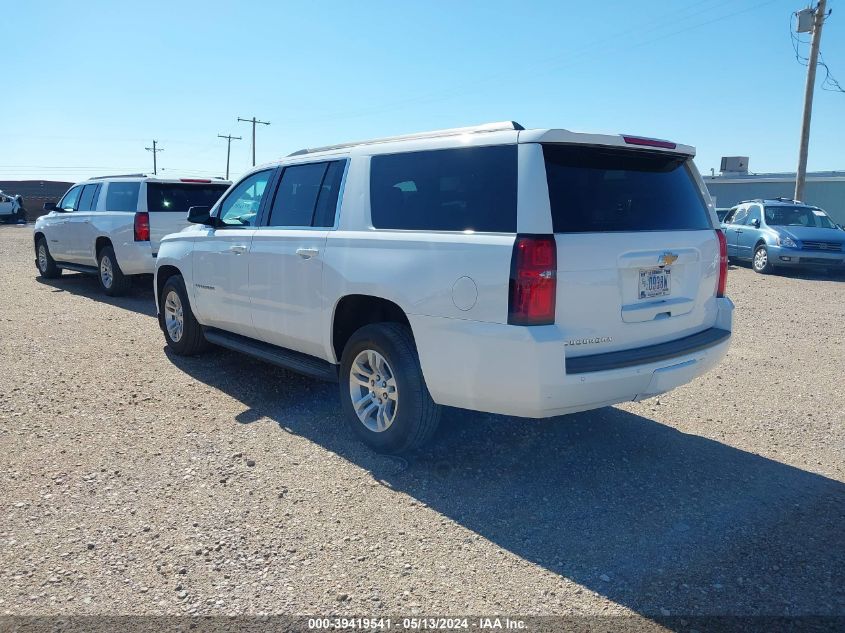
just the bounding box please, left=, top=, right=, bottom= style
left=154, top=121, right=733, bottom=453
left=34, top=175, right=230, bottom=295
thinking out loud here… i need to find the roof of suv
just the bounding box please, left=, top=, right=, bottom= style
left=283, top=120, right=696, bottom=161
left=737, top=198, right=819, bottom=208
left=79, top=175, right=231, bottom=184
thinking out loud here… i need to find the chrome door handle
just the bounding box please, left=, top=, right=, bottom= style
left=296, top=247, right=319, bottom=259
left=228, top=244, right=247, bottom=255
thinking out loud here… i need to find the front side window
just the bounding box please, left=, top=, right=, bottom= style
left=370, top=145, right=518, bottom=232
left=266, top=160, right=346, bottom=228
left=105, top=182, right=140, bottom=212
left=218, top=169, right=273, bottom=227
left=745, top=205, right=762, bottom=226
left=765, top=205, right=837, bottom=229
left=58, top=185, right=83, bottom=212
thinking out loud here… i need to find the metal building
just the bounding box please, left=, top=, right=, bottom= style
left=703, top=163, right=845, bottom=226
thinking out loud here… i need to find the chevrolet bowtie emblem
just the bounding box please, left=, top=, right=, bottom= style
left=658, top=252, right=679, bottom=266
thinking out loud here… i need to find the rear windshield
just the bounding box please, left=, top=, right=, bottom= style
left=543, top=145, right=711, bottom=233
left=146, top=183, right=229, bottom=212
left=370, top=144, right=517, bottom=232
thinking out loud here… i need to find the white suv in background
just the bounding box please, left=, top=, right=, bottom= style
left=155, top=121, right=733, bottom=453
left=34, top=175, right=230, bottom=295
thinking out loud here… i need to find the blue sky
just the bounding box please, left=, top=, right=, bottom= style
left=2, top=0, right=843, bottom=182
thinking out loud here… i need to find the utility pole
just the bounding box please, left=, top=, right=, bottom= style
left=237, top=116, right=270, bottom=166
left=794, top=0, right=827, bottom=202
left=217, top=133, right=242, bottom=179
left=145, top=140, right=164, bottom=175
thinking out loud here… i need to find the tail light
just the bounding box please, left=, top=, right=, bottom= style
left=716, top=229, right=728, bottom=297
left=622, top=135, right=677, bottom=150
left=134, top=212, right=150, bottom=242
left=508, top=235, right=557, bottom=325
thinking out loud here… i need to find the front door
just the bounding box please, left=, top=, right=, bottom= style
left=736, top=204, right=763, bottom=260
left=249, top=159, right=345, bottom=359
left=43, top=185, right=83, bottom=260
left=191, top=169, right=275, bottom=337
left=65, top=182, right=101, bottom=264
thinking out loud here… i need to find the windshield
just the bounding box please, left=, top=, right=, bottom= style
left=147, top=183, right=229, bottom=212
left=764, top=205, right=837, bottom=229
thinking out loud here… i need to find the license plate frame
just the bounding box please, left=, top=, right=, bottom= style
left=639, top=267, right=671, bottom=299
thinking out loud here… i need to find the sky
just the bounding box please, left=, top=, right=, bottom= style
left=1, top=0, right=843, bottom=183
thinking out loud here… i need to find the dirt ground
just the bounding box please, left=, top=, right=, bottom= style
left=1, top=223, right=843, bottom=623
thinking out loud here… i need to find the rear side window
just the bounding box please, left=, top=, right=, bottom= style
left=105, top=182, right=140, bottom=212
left=543, top=145, right=711, bottom=233
left=78, top=183, right=101, bottom=211
left=370, top=145, right=517, bottom=232
left=267, top=160, right=346, bottom=227
left=147, top=183, right=229, bottom=212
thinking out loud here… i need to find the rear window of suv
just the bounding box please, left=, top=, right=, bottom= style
left=147, top=183, right=230, bottom=212
left=543, top=145, right=711, bottom=233
left=370, top=145, right=517, bottom=232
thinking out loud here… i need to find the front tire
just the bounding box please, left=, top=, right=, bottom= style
left=752, top=244, right=774, bottom=274
left=97, top=245, right=131, bottom=296
left=340, top=323, right=441, bottom=454
left=160, top=275, right=208, bottom=356
left=36, top=238, right=62, bottom=279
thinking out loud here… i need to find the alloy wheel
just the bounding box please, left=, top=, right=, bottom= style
left=100, top=255, right=114, bottom=288
left=164, top=290, right=184, bottom=343
left=348, top=349, right=398, bottom=432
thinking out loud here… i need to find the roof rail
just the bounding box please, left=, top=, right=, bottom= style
left=88, top=173, right=148, bottom=180
left=288, top=121, right=524, bottom=157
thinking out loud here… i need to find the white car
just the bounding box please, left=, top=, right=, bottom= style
left=0, top=192, right=25, bottom=223
left=34, top=175, right=230, bottom=295
left=155, top=121, right=733, bottom=453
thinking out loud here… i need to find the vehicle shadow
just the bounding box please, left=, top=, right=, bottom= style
left=36, top=273, right=156, bottom=317
left=166, top=347, right=845, bottom=620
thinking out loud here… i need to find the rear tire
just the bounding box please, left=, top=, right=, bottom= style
left=35, top=238, right=62, bottom=279
left=160, top=275, right=208, bottom=356
left=339, top=322, right=441, bottom=454
left=97, top=245, right=131, bottom=296
left=752, top=244, right=774, bottom=274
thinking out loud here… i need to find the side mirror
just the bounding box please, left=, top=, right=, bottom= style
left=750, top=218, right=761, bottom=228
left=43, top=202, right=57, bottom=211
left=187, top=205, right=217, bottom=226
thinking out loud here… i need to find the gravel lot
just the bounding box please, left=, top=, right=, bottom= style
left=1, top=224, right=843, bottom=622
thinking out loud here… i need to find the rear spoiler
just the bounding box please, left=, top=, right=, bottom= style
left=517, top=129, right=695, bottom=157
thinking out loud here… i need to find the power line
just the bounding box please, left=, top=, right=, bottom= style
left=237, top=117, right=270, bottom=167
left=217, top=134, right=242, bottom=179
left=144, top=140, right=164, bottom=175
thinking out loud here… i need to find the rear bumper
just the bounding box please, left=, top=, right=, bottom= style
left=411, top=297, right=734, bottom=418
left=769, top=245, right=844, bottom=267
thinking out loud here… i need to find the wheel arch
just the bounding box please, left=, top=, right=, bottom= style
left=156, top=265, right=184, bottom=309
left=95, top=236, right=113, bottom=258
left=331, top=294, right=412, bottom=363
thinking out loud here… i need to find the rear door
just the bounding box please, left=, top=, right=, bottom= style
left=541, top=143, right=721, bottom=358
left=145, top=181, right=230, bottom=253
left=249, top=159, right=346, bottom=358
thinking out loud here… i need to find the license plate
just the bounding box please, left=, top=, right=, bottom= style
left=639, top=267, right=671, bottom=299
